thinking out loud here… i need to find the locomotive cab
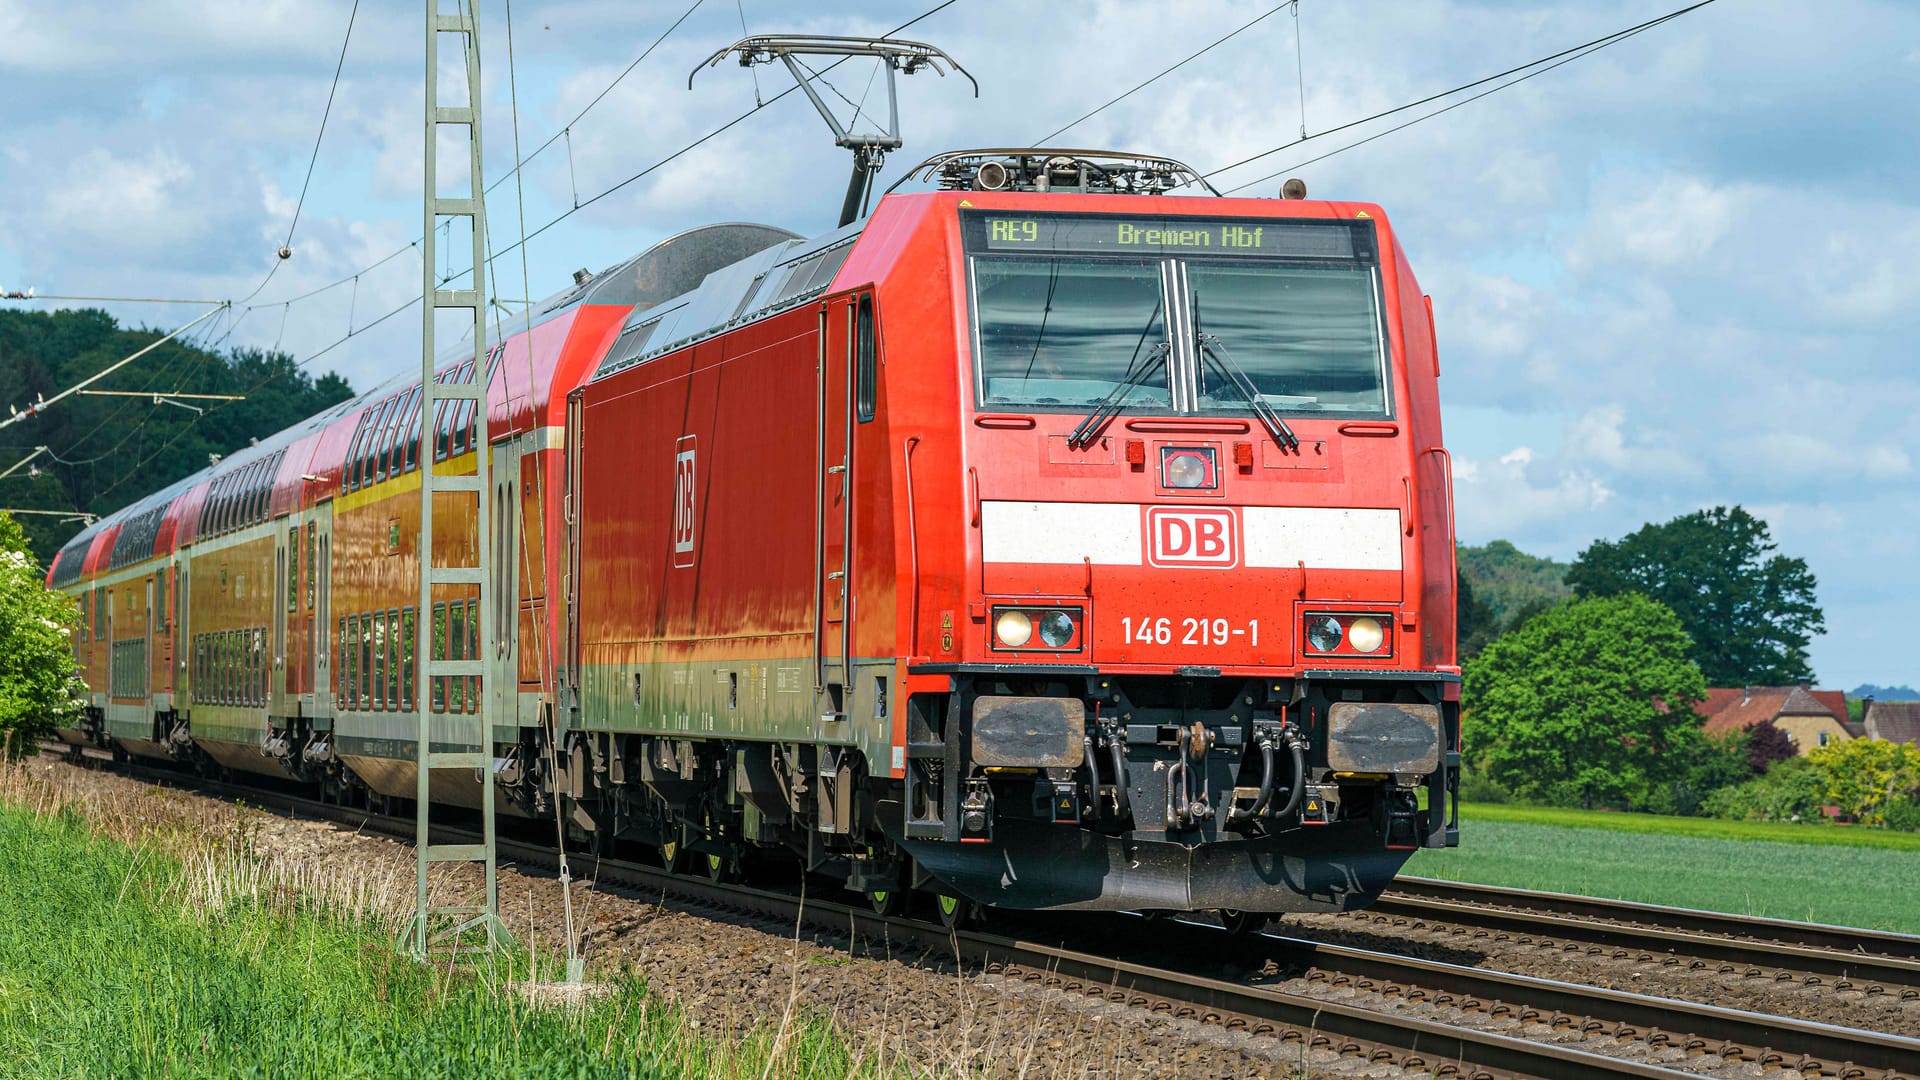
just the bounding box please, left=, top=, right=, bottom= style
left=875, top=155, right=1461, bottom=913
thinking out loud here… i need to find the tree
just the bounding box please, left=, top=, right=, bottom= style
left=1456, top=572, right=1500, bottom=660
left=0, top=512, right=84, bottom=754
left=1745, top=720, right=1797, bottom=774
left=1567, top=506, right=1824, bottom=686
left=1463, top=593, right=1706, bottom=809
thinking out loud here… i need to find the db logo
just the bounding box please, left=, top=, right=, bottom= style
left=671, top=436, right=697, bottom=568
left=1144, top=507, right=1239, bottom=568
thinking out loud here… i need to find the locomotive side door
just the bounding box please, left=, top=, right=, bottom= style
left=816, top=296, right=855, bottom=708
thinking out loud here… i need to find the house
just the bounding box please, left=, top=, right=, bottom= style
left=1698, top=684, right=1852, bottom=754
left=1863, top=701, right=1920, bottom=747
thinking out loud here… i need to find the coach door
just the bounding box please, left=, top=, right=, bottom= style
left=272, top=519, right=292, bottom=716
left=176, top=559, right=190, bottom=710
left=312, top=504, right=333, bottom=719
left=490, top=439, right=521, bottom=724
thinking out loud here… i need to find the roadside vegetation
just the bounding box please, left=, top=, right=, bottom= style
left=0, top=512, right=83, bottom=753
left=0, top=763, right=893, bottom=1079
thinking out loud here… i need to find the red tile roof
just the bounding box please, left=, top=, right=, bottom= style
left=1698, top=686, right=1848, bottom=734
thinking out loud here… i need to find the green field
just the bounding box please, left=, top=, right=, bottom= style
left=0, top=806, right=874, bottom=1080
left=1407, top=802, right=1920, bottom=933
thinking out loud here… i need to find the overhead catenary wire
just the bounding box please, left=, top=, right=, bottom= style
left=1219, top=1, right=1717, bottom=194
left=1202, top=0, right=1718, bottom=184
left=241, top=2, right=703, bottom=316
left=90, top=0, right=968, bottom=498
left=1032, top=1, right=1292, bottom=145
left=0, top=303, right=229, bottom=434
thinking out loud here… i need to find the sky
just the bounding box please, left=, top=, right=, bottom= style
left=0, top=0, right=1913, bottom=690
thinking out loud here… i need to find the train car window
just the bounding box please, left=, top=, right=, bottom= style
left=358, top=614, right=374, bottom=710
left=385, top=608, right=401, bottom=710
left=393, top=384, right=420, bottom=472
left=286, top=525, right=299, bottom=613
left=455, top=400, right=476, bottom=457
left=305, top=523, right=316, bottom=611
left=336, top=617, right=348, bottom=701
left=341, top=615, right=355, bottom=709
left=465, top=595, right=479, bottom=713
left=369, top=396, right=397, bottom=483
left=401, top=389, right=423, bottom=474
left=447, top=600, right=465, bottom=713
left=387, top=393, right=408, bottom=477
left=434, top=397, right=454, bottom=462
left=431, top=602, right=448, bottom=712
left=371, top=613, right=386, bottom=711
left=401, top=607, right=417, bottom=710
left=971, top=257, right=1171, bottom=409
left=156, top=570, right=167, bottom=632
left=346, top=412, right=372, bottom=492
left=856, top=296, right=878, bottom=423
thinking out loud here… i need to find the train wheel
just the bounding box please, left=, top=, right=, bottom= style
left=934, top=893, right=973, bottom=929
left=868, top=888, right=910, bottom=918
left=1219, top=908, right=1270, bottom=936
left=702, top=807, right=740, bottom=883
left=658, top=827, right=691, bottom=874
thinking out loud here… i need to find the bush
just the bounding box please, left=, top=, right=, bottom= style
left=1806, top=738, right=1920, bottom=826
left=0, top=513, right=84, bottom=752
left=1746, top=720, right=1797, bottom=774
left=1702, top=757, right=1830, bottom=823
left=1882, top=798, right=1920, bottom=834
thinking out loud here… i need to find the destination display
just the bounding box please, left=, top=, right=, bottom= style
left=967, top=212, right=1366, bottom=260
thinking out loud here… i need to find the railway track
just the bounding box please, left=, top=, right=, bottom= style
left=1373, top=876, right=1920, bottom=991
left=43, top=747, right=1919, bottom=1079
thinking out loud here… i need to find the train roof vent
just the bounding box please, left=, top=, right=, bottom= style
left=886, top=148, right=1220, bottom=196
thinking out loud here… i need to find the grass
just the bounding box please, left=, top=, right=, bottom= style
left=1408, top=802, right=1920, bottom=934
left=0, top=766, right=898, bottom=1080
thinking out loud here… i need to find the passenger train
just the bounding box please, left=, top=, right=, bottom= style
left=49, top=148, right=1460, bottom=923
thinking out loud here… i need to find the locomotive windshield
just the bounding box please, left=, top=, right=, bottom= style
left=964, top=212, right=1390, bottom=417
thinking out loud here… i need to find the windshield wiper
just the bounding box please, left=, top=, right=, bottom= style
left=1069, top=341, right=1170, bottom=449
left=1197, top=332, right=1299, bottom=451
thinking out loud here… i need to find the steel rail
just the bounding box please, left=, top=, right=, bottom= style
left=1389, top=876, right=1920, bottom=960
left=1374, top=877, right=1920, bottom=989
left=1231, top=925, right=1920, bottom=1077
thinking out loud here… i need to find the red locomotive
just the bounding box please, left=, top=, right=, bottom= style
left=50, top=147, right=1459, bottom=926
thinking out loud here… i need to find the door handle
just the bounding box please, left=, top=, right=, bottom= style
left=826, top=464, right=847, bottom=475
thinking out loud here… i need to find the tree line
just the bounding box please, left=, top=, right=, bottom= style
left=0, top=308, right=354, bottom=565
left=1457, top=508, right=1920, bottom=830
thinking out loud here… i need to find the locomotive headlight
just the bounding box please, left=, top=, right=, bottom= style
left=1159, top=445, right=1217, bottom=490
left=995, top=610, right=1033, bottom=647
left=1346, top=616, right=1385, bottom=654
left=1038, top=609, right=1076, bottom=647
left=1165, top=453, right=1207, bottom=488
left=1306, top=615, right=1344, bottom=653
